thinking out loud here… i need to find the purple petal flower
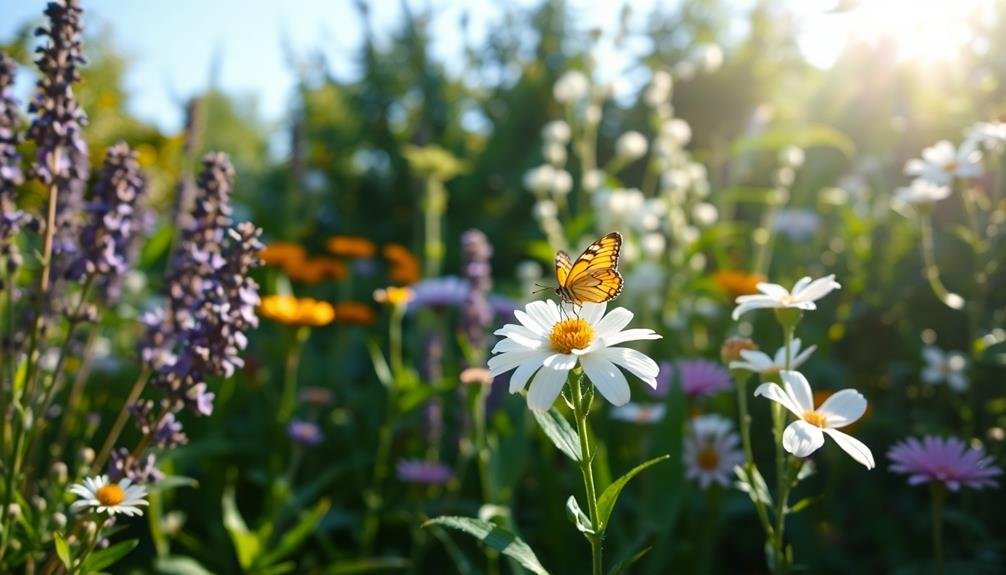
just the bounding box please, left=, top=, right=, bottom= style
left=287, top=420, right=323, bottom=446
left=395, top=458, right=453, bottom=485
left=647, top=359, right=732, bottom=399
left=888, top=436, right=1002, bottom=491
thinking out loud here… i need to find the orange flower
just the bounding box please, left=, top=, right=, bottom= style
left=285, top=259, right=329, bottom=284
left=383, top=243, right=421, bottom=285
left=332, top=302, right=376, bottom=326
left=327, top=236, right=376, bottom=259
left=713, top=270, right=765, bottom=300
left=812, top=389, right=872, bottom=433
left=260, top=242, right=307, bottom=267
left=259, top=295, right=335, bottom=327
left=315, top=257, right=347, bottom=281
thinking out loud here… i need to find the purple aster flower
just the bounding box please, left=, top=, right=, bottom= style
left=287, top=420, right=323, bottom=446
left=107, top=447, right=163, bottom=484
left=647, top=359, right=732, bottom=399
left=888, top=436, right=1002, bottom=491
left=395, top=458, right=453, bottom=485
left=407, top=276, right=470, bottom=311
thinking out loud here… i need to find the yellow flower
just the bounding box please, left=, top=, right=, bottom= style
left=327, top=236, right=376, bottom=259
left=712, top=270, right=765, bottom=300
left=260, top=243, right=307, bottom=268
left=374, top=286, right=414, bottom=306
left=259, top=295, right=335, bottom=327
left=332, top=302, right=376, bottom=326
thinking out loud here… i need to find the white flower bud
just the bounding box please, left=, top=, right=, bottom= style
left=582, top=169, right=604, bottom=192
left=644, top=70, right=673, bottom=108
left=543, top=142, right=567, bottom=166
left=523, top=164, right=556, bottom=195
left=692, top=43, right=724, bottom=74
left=692, top=202, right=719, bottom=226
left=662, top=119, right=691, bottom=147
left=534, top=199, right=558, bottom=220
left=615, top=131, right=648, bottom=161
left=53, top=512, right=67, bottom=529
left=542, top=120, right=571, bottom=144
left=585, top=104, right=602, bottom=125
left=552, top=170, right=573, bottom=196
left=779, top=145, right=805, bottom=169
left=554, top=71, right=590, bottom=103
left=641, top=233, right=666, bottom=258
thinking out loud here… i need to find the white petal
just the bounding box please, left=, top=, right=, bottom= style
left=580, top=353, right=631, bottom=406
left=947, top=373, right=968, bottom=392
left=753, top=382, right=803, bottom=418
left=755, top=282, right=789, bottom=298
left=731, top=299, right=776, bottom=320
left=780, top=370, right=814, bottom=413
left=602, top=328, right=661, bottom=347
left=738, top=349, right=772, bottom=370
left=543, top=353, right=578, bottom=371
left=790, top=276, right=813, bottom=295
left=514, top=309, right=548, bottom=335
left=492, top=334, right=540, bottom=354
left=818, top=389, right=867, bottom=428
left=603, top=347, right=660, bottom=388
left=782, top=420, right=825, bottom=457
left=579, top=302, right=607, bottom=325
left=492, top=327, right=544, bottom=351
left=593, top=307, right=633, bottom=338
left=823, top=428, right=875, bottom=469
left=527, top=364, right=569, bottom=411
left=792, top=344, right=817, bottom=368
left=508, top=360, right=540, bottom=393
left=527, top=301, right=558, bottom=333
left=488, top=350, right=547, bottom=377
left=794, top=275, right=839, bottom=302
left=921, top=346, right=944, bottom=367
left=920, top=367, right=942, bottom=384
left=728, top=360, right=758, bottom=372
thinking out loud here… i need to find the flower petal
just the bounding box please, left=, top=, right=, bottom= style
left=823, top=428, right=875, bottom=469
left=755, top=282, right=789, bottom=298
left=592, top=307, right=633, bottom=338
left=794, top=275, right=840, bottom=302
left=780, top=370, right=814, bottom=413
left=508, top=359, right=542, bottom=393
left=514, top=309, right=548, bottom=335
left=602, top=328, right=661, bottom=347
left=783, top=420, right=825, bottom=457
left=603, top=347, right=660, bottom=388
left=818, top=389, right=867, bottom=428
left=488, top=350, right=547, bottom=377
left=753, top=382, right=803, bottom=418
left=543, top=353, right=578, bottom=371
left=731, top=298, right=776, bottom=320
left=527, top=364, right=569, bottom=411
left=580, top=353, right=631, bottom=406
left=579, top=302, right=607, bottom=325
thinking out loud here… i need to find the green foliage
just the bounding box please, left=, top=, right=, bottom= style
left=424, top=516, right=550, bottom=575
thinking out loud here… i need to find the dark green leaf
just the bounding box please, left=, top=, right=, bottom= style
left=787, top=495, right=822, bottom=515
left=595, top=455, right=670, bottom=532
left=255, top=498, right=331, bottom=568
left=222, top=484, right=261, bottom=569
left=607, top=545, right=652, bottom=575
left=531, top=407, right=581, bottom=461
left=53, top=531, right=71, bottom=569
left=81, top=539, right=138, bottom=573
left=324, top=557, right=410, bottom=574
left=154, top=556, right=215, bottom=575
left=424, top=516, right=549, bottom=575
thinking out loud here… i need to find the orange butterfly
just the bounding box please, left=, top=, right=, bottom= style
left=554, top=232, right=624, bottom=305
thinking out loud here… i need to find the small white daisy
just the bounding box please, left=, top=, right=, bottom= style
left=683, top=415, right=744, bottom=489
left=729, top=338, right=816, bottom=376
left=731, top=275, right=841, bottom=321
left=754, top=371, right=875, bottom=469
left=70, top=475, right=148, bottom=517
left=488, top=300, right=662, bottom=411
left=894, top=178, right=951, bottom=205
left=921, top=345, right=968, bottom=392
left=904, top=140, right=982, bottom=185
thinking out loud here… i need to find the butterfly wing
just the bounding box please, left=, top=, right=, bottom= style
left=562, top=232, right=623, bottom=304
left=555, top=251, right=573, bottom=286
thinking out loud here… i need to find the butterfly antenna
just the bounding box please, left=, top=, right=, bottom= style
left=531, top=283, right=552, bottom=295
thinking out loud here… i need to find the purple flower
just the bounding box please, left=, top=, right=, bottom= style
left=107, top=447, right=163, bottom=484
left=0, top=52, right=31, bottom=273
left=888, top=436, right=1002, bottom=491
left=460, top=229, right=493, bottom=356
left=395, top=458, right=453, bottom=485
left=287, top=420, right=323, bottom=446
left=407, top=276, right=470, bottom=311
left=647, top=360, right=731, bottom=399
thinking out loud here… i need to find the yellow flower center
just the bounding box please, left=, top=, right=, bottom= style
left=548, top=318, right=594, bottom=354
left=803, top=410, right=828, bottom=428
left=96, top=484, right=125, bottom=506
left=697, top=445, right=720, bottom=470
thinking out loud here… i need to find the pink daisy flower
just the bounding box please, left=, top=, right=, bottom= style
left=647, top=359, right=732, bottom=399
left=887, top=436, right=1002, bottom=491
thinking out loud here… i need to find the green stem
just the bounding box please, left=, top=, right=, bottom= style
left=93, top=367, right=152, bottom=472
left=423, top=178, right=446, bottom=279
left=279, top=326, right=309, bottom=423
left=931, top=483, right=945, bottom=575
left=570, top=372, right=603, bottom=575
left=770, top=323, right=797, bottom=574
left=918, top=210, right=962, bottom=310
left=360, top=373, right=397, bottom=556
left=734, top=372, right=773, bottom=538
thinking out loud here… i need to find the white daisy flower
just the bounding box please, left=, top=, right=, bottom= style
left=70, top=475, right=148, bottom=517
left=894, top=178, right=951, bottom=205
left=904, top=140, right=982, bottom=185
left=754, top=371, right=875, bottom=469
left=731, top=275, right=841, bottom=321
left=610, top=403, right=666, bottom=424
left=730, top=338, right=816, bottom=376
left=488, top=301, right=662, bottom=411
left=683, top=415, right=744, bottom=489
left=921, top=345, right=968, bottom=392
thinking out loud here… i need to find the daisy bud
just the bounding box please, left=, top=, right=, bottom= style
left=80, top=447, right=95, bottom=465
left=553, top=71, right=589, bottom=103
left=615, top=131, right=648, bottom=161
left=721, top=337, right=758, bottom=364
left=542, top=120, right=571, bottom=144
left=52, top=512, right=67, bottom=529
left=52, top=461, right=68, bottom=483
left=6, top=503, right=20, bottom=518
left=543, top=142, right=567, bottom=166
left=552, top=170, right=573, bottom=196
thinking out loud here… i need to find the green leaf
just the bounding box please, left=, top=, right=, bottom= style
left=607, top=545, right=652, bottom=575
left=787, top=495, right=822, bottom=515
left=254, top=498, right=331, bottom=568
left=154, top=556, right=215, bottom=575
left=424, top=516, right=550, bottom=575
left=531, top=407, right=581, bottom=461
left=53, top=531, right=71, bottom=569
left=140, top=225, right=176, bottom=267
left=324, top=557, right=410, bottom=574
left=595, top=455, right=670, bottom=532
left=564, top=496, right=594, bottom=536
left=80, top=539, right=138, bottom=573
left=367, top=341, right=394, bottom=389
left=734, top=464, right=774, bottom=508
left=222, top=484, right=261, bottom=569
left=731, top=124, right=856, bottom=158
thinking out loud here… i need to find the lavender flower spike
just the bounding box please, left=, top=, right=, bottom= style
left=0, top=52, right=31, bottom=272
